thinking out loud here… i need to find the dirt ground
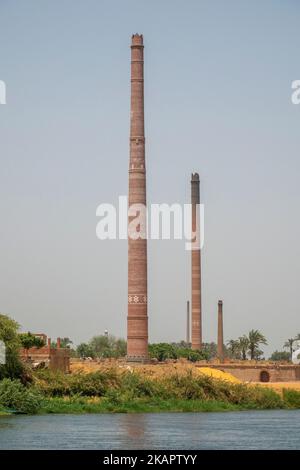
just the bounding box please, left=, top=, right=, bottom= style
left=70, top=360, right=198, bottom=378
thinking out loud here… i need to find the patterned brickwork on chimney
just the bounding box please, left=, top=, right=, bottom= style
left=127, top=34, right=148, bottom=361
left=191, top=173, right=202, bottom=350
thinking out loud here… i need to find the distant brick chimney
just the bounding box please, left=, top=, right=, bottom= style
left=191, top=172, right=202, bottom=350
left=217, top=300, right=224, bottom=361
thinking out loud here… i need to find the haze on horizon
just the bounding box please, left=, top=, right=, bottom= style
left=0, top=0, right=299, bottom=356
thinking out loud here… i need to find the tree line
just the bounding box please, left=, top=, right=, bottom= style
left=227, top=330, right=300, bottom=361
left=1, top=312, right=299, bottom=383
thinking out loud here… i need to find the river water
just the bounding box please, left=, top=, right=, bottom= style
left=0, top=410, right=299, bottom=449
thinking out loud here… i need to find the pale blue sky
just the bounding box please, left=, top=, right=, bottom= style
left=0, top=0, right=299, bottom=355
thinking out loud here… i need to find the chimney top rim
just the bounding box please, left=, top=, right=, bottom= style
left=191, top=172, right=200, bottom=181
left=131, top=34, right=144, bottom=45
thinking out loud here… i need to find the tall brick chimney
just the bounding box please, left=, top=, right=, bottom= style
left=186, top=300, right=190, bottom=344
left=217, top=300, right=224, bottom=361
left=127, top=34, right=148, bottom=361
left=191, top=173, right=202, bottom=350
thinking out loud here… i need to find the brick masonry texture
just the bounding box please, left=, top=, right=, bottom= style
left=199, top=364, right=300, bottom=382
left=217, top=300, right=224, bottom=361
left=191, top=173, right=202, bottom=350
left=127, top=34, right=148, bottom=361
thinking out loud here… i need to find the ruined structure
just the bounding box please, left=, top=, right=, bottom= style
left=127, top=34, right=148, bottom=361
left=191, top=173, right=202, bottom=350
left=20, top=335, right=70, bottom=373
left=217, top=300, right=224, bottom=361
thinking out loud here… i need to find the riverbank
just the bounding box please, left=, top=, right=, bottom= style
left=40, top=396, right=246, bottom=414
left=32, top=366, right=300, bottom=414
left=1, top=365, right=300, bottom=415
left=39, top=389, right=300, bottom=414
left=0, top=404, right=11, bottom=416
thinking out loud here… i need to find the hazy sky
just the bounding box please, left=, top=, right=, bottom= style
left=0, top=0, right=299, bottom=355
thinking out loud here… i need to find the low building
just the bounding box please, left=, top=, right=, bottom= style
left=20, top=334, right=70, bottom=373
left=198, top=363, right=300, bottom=382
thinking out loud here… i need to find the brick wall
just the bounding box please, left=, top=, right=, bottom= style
left=197, top=364, right=300, bottom=382
left=20, top=347, right=70, bottom=373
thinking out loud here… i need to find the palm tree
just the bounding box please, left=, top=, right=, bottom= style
left=226, top=339, right=241, bottom=359
left=238, top=335, right=250, bottom=360
left=283, top=338, right=296, bottom=361
left=248, top=329, right=267, bottom=360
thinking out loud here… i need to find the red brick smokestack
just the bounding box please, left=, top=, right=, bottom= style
left=186, top=300, right=190, bottom=344
left=127, top=34, right=148, bottom=361
left=217, top=300, right=224, bottom=361
left=57, top=337, right=61, bottom=349
left=191, top=173, right=202, bottom=350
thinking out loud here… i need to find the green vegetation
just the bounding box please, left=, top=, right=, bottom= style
left=269, top=334, right=300, bottom=362
left=227, top=329, right=268, bottom=360
left=0, top=312, right=300, bottom=416
left=283, top=389, right=300, bottom=408
left=75, top=336, right=219, bottom=362
left=41, top=397, right=246, bottom=414
left=248, top=329, right=267, bottom=360
left=283, top=335, right=300, bottom=361
left=148, top=343, right=209, bottom=362
left=0, top=314, right=23, bottom=379
left=51, top=337, right=73, bottom=349
left=269, top=351, right=291, bottom=362
left=30, top=368, right=300, bottom=414
left=0, top=379, right=42, bottom=414
left=1, top=368, right=300, bottom=415
left=76, top=335, right=126, bottom=359
left=19, top=332, right=45, bottom=351
left=239, top=335, right=250, bottom=360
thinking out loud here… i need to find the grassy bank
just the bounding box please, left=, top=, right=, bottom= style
left=32, top=368, right=300, bottom=413
left=1, top=368, right=300, bottom=415
left=40, top=390, right=300, bottom=414
left=41, top=396, right=247, bottom=414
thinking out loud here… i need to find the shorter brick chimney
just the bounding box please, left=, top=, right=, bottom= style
left=217, top=300, right=224, bottom=362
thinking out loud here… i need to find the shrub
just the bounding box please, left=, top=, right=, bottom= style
left=34, top=369, right=120, bottom=397
left=19, top=332, right=45, bottom=350
left=69, top=370, right=120, bottom=396
left=119, top=372, right=169, bottom=399
left=0, top=314, right=24, bottom=380
left=269, top=351, right=291, bottom=362
left=149, top=343, right=209, bottom=362
left=166, top=373, right=206, bottom=400
left=282, top=389, right=300, bottom=408
left=32, top=368, right=289, bottom=412
left=0, top=379, right=42, bottom=414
